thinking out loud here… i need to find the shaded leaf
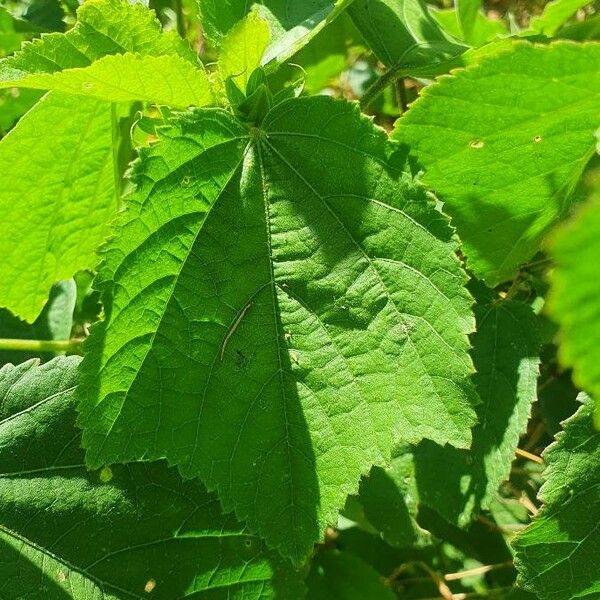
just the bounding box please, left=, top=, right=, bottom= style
left=0, top=357, right=303, bottom=599
left=513, top=394, right=600, bottom=600
left=414, top=295, right=540, bottom=525
left=306, top=550, right=395, bottom=599
left=0, top=279, right=76, bottom=366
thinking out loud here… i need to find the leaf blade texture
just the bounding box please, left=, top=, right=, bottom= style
left=0, top=0, right=213, bottom=107
left=394, top=41, right=600, bottom=285
left=78, top=96, right=478, bottom=563
left=548, top=191, right=600, bottom=424
left=513, top=394, right=600, bottom=600
left=0, top=92, right=115, bottom=322
left=0, top=357, right=303, bottom=599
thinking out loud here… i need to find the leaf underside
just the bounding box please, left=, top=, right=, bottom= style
left=78, top=96, right=478, bottom=563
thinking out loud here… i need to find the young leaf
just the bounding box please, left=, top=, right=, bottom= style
left=548, top=190, right=600, bottom=424
left=199, top=0, right=354, bottom=66
left=0, top=92, right=116, bottom=322
left=413, top=296, right=540, bottom=525
left=394, top=41, right=600, bottom=285
left=348, top=0, right=467, bottom=71
left=78, top=96, right=478, bottom=563
left=0, top=0, right=213, bottom=107
left=0, top=357, right=303, bottom=599
left=513, top=394, right=600, bottom=599
left=218, top=10, right=270, bottom=93
left=306, top=550, right=396, bottom=599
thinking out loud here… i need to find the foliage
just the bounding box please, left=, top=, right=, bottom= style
left=0, top=0, right=599, bottom=597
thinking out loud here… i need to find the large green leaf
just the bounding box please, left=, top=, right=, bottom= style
left=548, top=190, right=600, bottom=424
left=78, top=96, right=478, bottom=563
left=394, top=41, right=600, bottom=285
left=0, top=357, right=302, bottom=599
left=413, top=294, right=540, bottom=525
left=348, top=0, right=467, bottom=71
left=199, top=0, right=354, bottom=66
left=0, top=92, right=115, bottom=322
left=0, top=0, right=213, bottom=107
left=513, top=394, right=600, bottom=599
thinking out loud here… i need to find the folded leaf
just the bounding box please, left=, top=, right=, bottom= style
left=395, top=41, right=600, bottom=285
left=513, top=394, right=600, bottom=600
left=0, top=92, right=115, bottom=322
left=0, top=0, right=213, bottom=106
left=548, top=190, right=600, bottom=424
left=0, top=357, right=303, bottom=599
left=78, top=96, right=478, bottom=563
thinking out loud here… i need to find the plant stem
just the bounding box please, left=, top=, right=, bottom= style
left=395, top=77, right=409, bottom=113
left=360, top=65, right=405, bottom=110
left=0, top=338, right=83, bottom=354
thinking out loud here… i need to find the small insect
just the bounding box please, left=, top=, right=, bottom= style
left=220, top=303, right=252, bottom=360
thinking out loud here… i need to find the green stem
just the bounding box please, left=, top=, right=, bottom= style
left=0, top=338, right=83, bottom=354
left=395, top=77, right=408, bottom=113
left=360, top=65, right=406, bottom=110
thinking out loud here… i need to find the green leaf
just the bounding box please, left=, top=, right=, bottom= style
left=306, top=550, right=396, bottom=599
left=218, top=10, right=270, bottom=93
left=0, top=279, right=76, bottom=366
left=394, top=41, right=600, bottom=285
left=557, top=13, right=600, bottom=41
left=199, top=0, right=354, bottom=66
left=0, top=92, right=116, bottom=322
left=357, top=454, right=432, bottom=548
left=0, top=357, right=303, bottom=599
left=0, top=0, right=213, bottom=107
left=548, top=189, right=600, bottom=425
left=526, top=0, right=594, bottom=37
left=431, top=7, right=507, bottom=47
left=348, top=0, right=467, bottom=70
left=513, top=394, right=600, bottom=599
left=78, top=96, right=478, bottom=563
left=457, top=0, right=480, bottom=43
left=413, top=294, right=540, bottom=525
